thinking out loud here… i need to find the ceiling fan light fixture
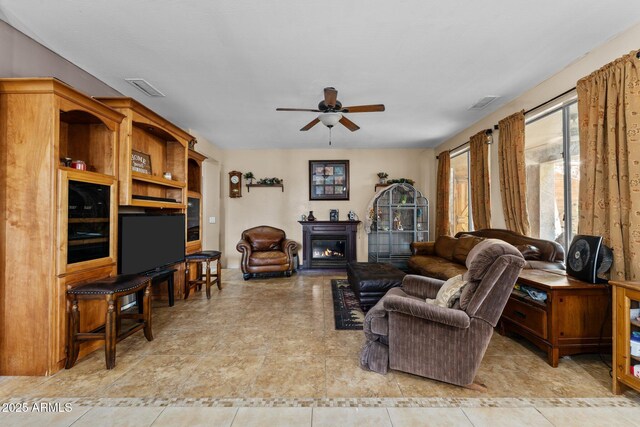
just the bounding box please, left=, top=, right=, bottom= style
left=318, top=112, right=342, bottom=128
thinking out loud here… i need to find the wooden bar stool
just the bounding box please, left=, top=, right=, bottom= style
left=66, top=274, right=153, bottom=370
left=184, top=250, right=222, bottom=299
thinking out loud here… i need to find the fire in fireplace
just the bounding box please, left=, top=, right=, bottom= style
left=311, top=236, right=346, bottom=266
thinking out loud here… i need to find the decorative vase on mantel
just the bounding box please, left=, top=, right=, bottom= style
left=307, top=211, right=316, bottom=221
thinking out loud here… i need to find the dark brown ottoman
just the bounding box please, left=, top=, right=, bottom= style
left=347, top=262, right=406, bottom=311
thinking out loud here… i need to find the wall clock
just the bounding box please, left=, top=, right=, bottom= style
left=229, top=171, right=242, bottom=198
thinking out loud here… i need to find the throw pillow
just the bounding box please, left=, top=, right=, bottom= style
left=426, top=274, right=468, bottom=308
left=452, top=235, right=485, bottom=265
left=434, top=236, right=457, bottom=261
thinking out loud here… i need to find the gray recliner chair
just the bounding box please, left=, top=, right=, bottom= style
left=360, top=239, right=525, bottom=388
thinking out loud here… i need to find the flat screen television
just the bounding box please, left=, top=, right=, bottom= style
left=118, top=214, right=185, bottom=274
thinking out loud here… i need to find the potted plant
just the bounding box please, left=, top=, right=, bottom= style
left=243, top=171, right=255, bottom=184
left=257, top=177, right=282, bottom=185
left=377, top=172, right=389, bottom=184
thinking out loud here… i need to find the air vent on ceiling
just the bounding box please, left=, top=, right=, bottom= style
left=125, top=78, right=165, bottom=97
left=469, top=96, right=499, bottom=110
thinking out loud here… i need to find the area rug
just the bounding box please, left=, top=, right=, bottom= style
left=331, top=279, right=364, bottom=330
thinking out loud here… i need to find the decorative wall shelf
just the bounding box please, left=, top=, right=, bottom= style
left=246, top=183, right=284, bottom=192
left=375, top=182, right=416, bottom=192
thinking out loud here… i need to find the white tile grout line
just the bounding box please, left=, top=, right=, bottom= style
left=386, top=407, right=395, bottom=427
left=535, top=407, right=556, bottom=427
left=229, top=407, right=239, bottom=427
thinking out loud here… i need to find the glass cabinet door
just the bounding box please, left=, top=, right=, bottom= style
left=67, top=180, right=110, bottom=264
left=187, top=196, right=201, bottom=242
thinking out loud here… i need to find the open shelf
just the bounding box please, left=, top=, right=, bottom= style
left=511, top=288, right=547, bottom=308
left=188, top=157, right=202, bottom=193
left=59, top=110, right=118, bottom=176
left=96, top=97, right=191, bottom=210
left=132, top=171, right=186, bottom=189
left=130, top=198, right=186, bottom=209
left=58, top=166, right=116, bottom=181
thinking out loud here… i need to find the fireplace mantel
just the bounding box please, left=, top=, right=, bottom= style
left=299, top=221, right=360, bottom=270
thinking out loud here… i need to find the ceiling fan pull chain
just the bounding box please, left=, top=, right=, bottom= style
left=329, top=127, right=332, bottom=146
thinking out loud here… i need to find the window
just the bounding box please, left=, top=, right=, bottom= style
left=525, top=100, right=580, bottom=250
left=449, top=149, right=473, bottom=235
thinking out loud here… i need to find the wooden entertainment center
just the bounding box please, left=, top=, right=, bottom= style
left=499, top=269, right=611, bottom=367
left=0, top=78, right=200, bottom=375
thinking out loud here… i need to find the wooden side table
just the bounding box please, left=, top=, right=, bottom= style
left=66, top=274, right=153, bottom=370
left=498, top=269, right=611, bottom=367
left=610, top=280, right=640, bottom=394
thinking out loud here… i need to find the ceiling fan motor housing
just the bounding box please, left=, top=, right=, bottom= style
left=318, top=100, right=342, bottom=111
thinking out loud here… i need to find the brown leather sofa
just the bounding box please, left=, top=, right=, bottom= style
left=236, top=226, right=298, bottom=280
left=408, top=228, right=565, bottom=280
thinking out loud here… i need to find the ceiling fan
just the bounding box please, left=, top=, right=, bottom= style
left=276, top=87, right=385, bottom=132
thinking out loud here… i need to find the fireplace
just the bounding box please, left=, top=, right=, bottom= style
left=299, top=221, right=360, bottom=270
left=311, top=235, right=347, bottom=268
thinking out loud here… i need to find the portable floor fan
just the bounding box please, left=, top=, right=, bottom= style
left=566, top=235, right=613, bottom=283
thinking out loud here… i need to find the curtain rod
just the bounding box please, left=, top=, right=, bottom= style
left=436, top=129, right=492, bottom=159
left=436, top=86, right=575, bottom=160
left=523, top=86, right=576, bottom=116
left=482, top=86, right=577, bottom=134
left=436, top=49, right=640, bottom=161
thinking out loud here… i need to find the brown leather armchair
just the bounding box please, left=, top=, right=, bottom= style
left=236, top=226, right=298, bottom=280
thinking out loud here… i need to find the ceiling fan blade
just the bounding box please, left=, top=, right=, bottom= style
left=324, top=87, right=338, bottom=108
left=300, top=118, right=320, bottom=131
left=276, top=108, right=321, bottom=112
left=339, top=116, right=360, bottom=132
left=341, top=104, right=385, bottom=113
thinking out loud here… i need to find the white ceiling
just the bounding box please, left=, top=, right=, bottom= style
left=1, top=0, right=639, bottom=149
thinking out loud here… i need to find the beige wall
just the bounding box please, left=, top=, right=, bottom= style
left=219, top=148, right=435, bottom=268
left=0, top=21, right=120, bottom=96
left=434, top=22, right=640, bottom=230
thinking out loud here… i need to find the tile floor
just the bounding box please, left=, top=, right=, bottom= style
left=1, top=269, right=638, bottom=426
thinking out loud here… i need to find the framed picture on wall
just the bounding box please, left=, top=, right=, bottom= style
left=309, top=160, right=349, bottom=200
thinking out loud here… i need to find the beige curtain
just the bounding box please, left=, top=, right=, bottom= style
left=469, top=130, right=491, bottom=230
left=498, top=111, right=530, bottom=235
left=435, top=151, right=451, bottom=237
left=576, top=50, right=640, bottom=281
